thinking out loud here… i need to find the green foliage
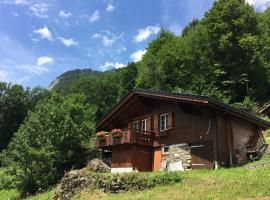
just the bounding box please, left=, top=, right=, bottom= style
left=0, top=82, right=49, bottom=152
left=2, top=93, right=96, bottom=195
left=0, top=168, right=18, bottom=190
left=93, top=172, right=182, bottom=193
left=233, top=96, right=259, bottom=112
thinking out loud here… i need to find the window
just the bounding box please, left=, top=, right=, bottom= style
left=160, top=113, right=168, bottom=131
left=141, top=119, right=147, bottom=131
left=133, top=121, right=140, bottom=130
left=162, top=146, right=170, bottom=154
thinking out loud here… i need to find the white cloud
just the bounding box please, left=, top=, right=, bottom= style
left=3, top=1, right=51, bottom=18
left=0, top=33, right=52, bottom=85
left=58, top=37, right=78, bottom=47
left=59, top=10, right=72, bottom=18
left=246, top=0, right=270, bottom=11
left=3, top=0, right=31, bottom=5
left=89, top=10, right=100, bottom=22
left=106, top=4, right=115, bottom=12
left=37, top=56, right=54, bottom=66
left=130, top=49, right=147, bottom=62
left=91, top=31, right=124, bottom=47
left=0, top=70, right=9, bottom=82
left=29, top=3, right=49, bottom=18
left=11, top=12, right=19, bottom=17
left=100, top=62, right=126, bottom=71
left=19, top=63, right=49, bottom=75
left=33, top=26, right=53, bottom=41
left=134, top=25, right=161, bottom=43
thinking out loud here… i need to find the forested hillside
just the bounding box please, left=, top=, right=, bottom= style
left=1, top=0, right=270, bottom=198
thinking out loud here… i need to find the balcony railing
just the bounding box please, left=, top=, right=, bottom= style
left=96, top=128, right=154, bottom=148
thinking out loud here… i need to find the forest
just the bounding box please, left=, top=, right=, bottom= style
left=1, top=0, right=270, bottom=197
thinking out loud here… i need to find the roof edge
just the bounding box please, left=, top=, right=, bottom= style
left=96, top=88, right=270, bottom=130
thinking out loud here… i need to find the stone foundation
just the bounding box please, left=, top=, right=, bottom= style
left=160, top=144, right=191, bottom=171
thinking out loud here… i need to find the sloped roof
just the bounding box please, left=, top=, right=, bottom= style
left=96, top=89, right=270, bottom=130
left=259, top=101, right=270, bottom=114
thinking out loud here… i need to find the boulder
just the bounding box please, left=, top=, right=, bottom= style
left=87, top=158, right=110, bottom=173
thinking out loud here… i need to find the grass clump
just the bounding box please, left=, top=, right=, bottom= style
left=92, top=171, right=182, bottom=193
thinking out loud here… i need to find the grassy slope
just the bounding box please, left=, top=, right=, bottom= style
left=1, top=138, right=270, bottom=200
left=74, top=155, right=270, bottom=200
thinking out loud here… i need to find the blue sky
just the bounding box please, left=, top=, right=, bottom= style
left=0, top=0, right=269, bottom=88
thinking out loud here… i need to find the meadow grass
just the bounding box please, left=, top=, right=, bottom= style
left=74, top=155, right=270, bottom=200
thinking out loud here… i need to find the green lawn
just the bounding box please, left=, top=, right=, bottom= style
left=265, top=137, right=270, bottom=145
left=74, top=155, right=270, bottom=200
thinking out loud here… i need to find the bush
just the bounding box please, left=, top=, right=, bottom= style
left=2, top=93, right=97, bottom=195
left=0, top=168, right=18, bottom=190
left=95, top=172, right=182, bottom=193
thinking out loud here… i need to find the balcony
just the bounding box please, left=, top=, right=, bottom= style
left=96, top=128, right=154, bottom=148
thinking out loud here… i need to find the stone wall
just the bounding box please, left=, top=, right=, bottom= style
left=160, top=144, right=191, bottom=171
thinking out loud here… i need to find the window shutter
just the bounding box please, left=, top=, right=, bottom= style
left=168, top=112, right=174, bottom=128
left=146, top=116, right=151, bottom=131
left=154, top=114, right=159, bottom=131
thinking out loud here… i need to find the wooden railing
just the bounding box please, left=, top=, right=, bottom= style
left=96, top=128, right=154, bottom=148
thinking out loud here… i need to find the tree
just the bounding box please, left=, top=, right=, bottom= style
left=0, top=82, right=49, bottom=152
left=117, top=62, right=138, bottom=100
left=2, top=93, right=96, bottom=194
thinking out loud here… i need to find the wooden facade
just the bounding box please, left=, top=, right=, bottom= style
left=96, top=89, right=270, bottom=172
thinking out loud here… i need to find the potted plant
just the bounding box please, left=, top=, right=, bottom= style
left=96, top=131, right=109, bottom=139
left=111, top=129, right=124, bottom=137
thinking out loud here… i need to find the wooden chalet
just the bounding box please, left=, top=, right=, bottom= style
left=96, top=89, right=270, bottom=173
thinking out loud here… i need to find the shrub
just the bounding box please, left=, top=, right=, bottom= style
left=2, top=93, right=97, bottom=195
left=95, top=172, right=182, bottom=193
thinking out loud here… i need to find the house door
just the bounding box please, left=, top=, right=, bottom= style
left=135, top=147, right=152, bottom=172
left=191, top=141, right=214, bottom=169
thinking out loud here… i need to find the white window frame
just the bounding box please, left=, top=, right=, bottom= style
left=141, top=119, right=147, bottom=131
left=159, top=113, right=169, bottom=131
left=162, top=146, right=170, bottom=154
left=132, top=120, right=140, bottom=130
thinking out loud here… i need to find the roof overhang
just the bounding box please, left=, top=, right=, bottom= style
left=96, top=89, right=270, bottom=130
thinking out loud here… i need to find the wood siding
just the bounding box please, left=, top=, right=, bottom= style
left=230, top=117, right=260, bottom=164
left=104, top=96, right=265, bottom=171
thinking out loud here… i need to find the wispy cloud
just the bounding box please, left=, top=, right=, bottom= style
left=37, top=56, right=54, bottom=66
left=100, top=62, right=126, bottom=71
left=134, top=25, right=160, bottom=43
left=3, top=0, right=53, bottom=18
left=246, top=0, right=270, bottom=11
left=91, top=31, right=124, bottom=47
left=29, top=3, right=49, bottom=18
left=130, top=49, right=147, bottom=62
left=59, top=10, right=72, bottom=18
left=3, top=0, right=32, bottom=5
left=0, top=33, right=52, bottom=84
left=106, top=4, right=115, bottom=12
left=11, top=12, right=19, bottom=17
left=0, top=70, right=10, bottom=82
left=58, top=37, right=78, bottom=47
left=33, top=26, right=53, bottom=41
left=88, top=10, right=100, bottom=22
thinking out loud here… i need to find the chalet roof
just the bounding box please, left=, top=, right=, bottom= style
left=96, top=88, right=270, bottom=130
left=259, top=101, right=270, bottom=114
